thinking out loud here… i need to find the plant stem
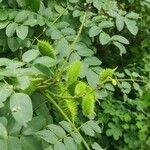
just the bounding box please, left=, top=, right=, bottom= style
left=58, top=12, right=87, bottom=76
left=42, top=92, right=91, bottom=150
left=32, top=7, right=68, bottom=44
left=116, top=78, right=147, bottom=83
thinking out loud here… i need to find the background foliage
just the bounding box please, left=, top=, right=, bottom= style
left=0, top=0, right=150, bottom=150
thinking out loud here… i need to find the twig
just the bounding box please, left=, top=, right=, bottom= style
left=42, top=92, right=91, bottom=150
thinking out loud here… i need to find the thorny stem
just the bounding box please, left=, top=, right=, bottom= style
left=57, top=12, right=87, bottom=77
left=42, top=92, right=91, bottom=150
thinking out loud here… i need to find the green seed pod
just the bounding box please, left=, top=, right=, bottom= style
left=75, top=81, right=87, bottom=96
left=24, top=78, right=41, bottom=95
left=58, top=91, right=78, bottom=122
left=67, top=61, right=81, bottom=84
left=38, top=40, right=55, bottom=59
left=82, top=94, right=95, bottom=117
left=59, top=99, right=78, bottom=123
left=99, top=68, right=115, bottom=85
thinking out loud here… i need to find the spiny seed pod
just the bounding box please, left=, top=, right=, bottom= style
left=58, top=91, right=78, bottom=122
left=82, top=94, right=95, bottom=117
left=75, top=81, right=87, bottom=96
left=99, top=68, right=116, bottom=85
left=24, top=78, right=42, bottom=95
left=67, top=61, right=81, bottom=83
left=59, top=99, right=78, bottom=123
left=38, top=40, right=55, bottom=59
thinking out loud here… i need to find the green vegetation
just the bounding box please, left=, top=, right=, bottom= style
left=0, top=0, right=149, bottom=150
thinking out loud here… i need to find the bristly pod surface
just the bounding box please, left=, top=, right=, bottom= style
left=99, top=68, right=116, bottom=85
left=38, top=40, right=56, bottom=59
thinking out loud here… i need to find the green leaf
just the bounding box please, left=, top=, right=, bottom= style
left=73, top=10, right=81, bottom=17
left=126, top=12, right=139, bottom=19
left=106, top=122, right=122, bottom=140
left=112, top=35, right=129, bottom=44
left=86, top=68, right=99, bottom=88
left=7, top=37, right=20, bottom=52
left=0, top=117, right=7, bottom=127
left=16, top=0, right=26, bottom=7
left=0, top=21, right=9, bottom=30
left=36, top=129, right=58, bottom=144
left=96, top=89, right=108, bottom=99
left=56, top=38, right=69, bottom=57
left=54, top=142, right=67, bottom=150
left=51, top=30, right=63, bottom=40
left=15, top=76, right=30, bottom=90
left=25, top=0, right=40, bottom=12
left=61, top=28, right=76, bottom=36
left=81, top=122, right=95, bottom=137
left=31, top=93, right=52, bottom=123
left=105, top=83, right=115, bottom=91
left=16, top=25, right=28, bottom=40
left=64, top=137, right=77, bottom=150
left=71, top=132, right=81, bottom=144
left=0, top=123, right=7, bottom=139
left=0, top=58, right=11, bottom=66
left=20, top=136, right=43, bottom=150
left=74, top=43, right=94, bottom=57
left=113, top=41, right=126, bottom=56
left=59, top=121, right=72, bottom=132
left=116, top=14, right=124, bottom=31
left=99, top=21, right=114, bottom=29
left=6, top=22, right=18, bottom=37
left=67, top=61, right=82, bottom=83
left=84, top=57, right=102, bottom=66
left=23, top=19, right=37, bottom=27
left=22, top=116, right=46, bottom=135
left=22, top=49, right=40, bottom=62
left=0, top=139, right=7, bottom=150
left=91, top=142, right=105, bottom=150
left=15, top=10, right=29, bottom=23
left=89, top=26, right=100, bottom=37
left=125, top=18, right=138, bottom=35
left=0, top=83, right=13, bottom=103
left=47, top=124, right=66, bottom=139
left=0, top=10, right=8, bottom=21
left=69, top=0, right=79, bottom=3
left=34, top=63, right=53, bottom=76
left=55, top=4, right=68, bottom=14
left=7, top=118, right=22, bottom=136
left=133, top=83, right=140, bottom=91
left=7, top=136, right=22, bottom=150
left=33, top=56, right=57, bottom=67
left=121, top=82, right=131, bottom=89
left=87, top=121, right=102, bottom=133
left=69, top=53, right=81, bottom=63
left=10, top=93, right=33, bottom=125
left=99, top=32, right=111, bottom=45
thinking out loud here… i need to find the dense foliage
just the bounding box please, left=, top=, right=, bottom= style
left=0, top=0, right=150, bottom=150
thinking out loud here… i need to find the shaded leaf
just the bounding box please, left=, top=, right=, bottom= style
left=99, top=32, right=111, bottom=45
left=22, top=49, right=40, bottom=63
left=6, top=22, right=18, bottom=37
left=10, top=93, right=33, bottom=125
left=113, top=41, right=126, bottom=56
left=16, top=25, right=28, bottom=40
